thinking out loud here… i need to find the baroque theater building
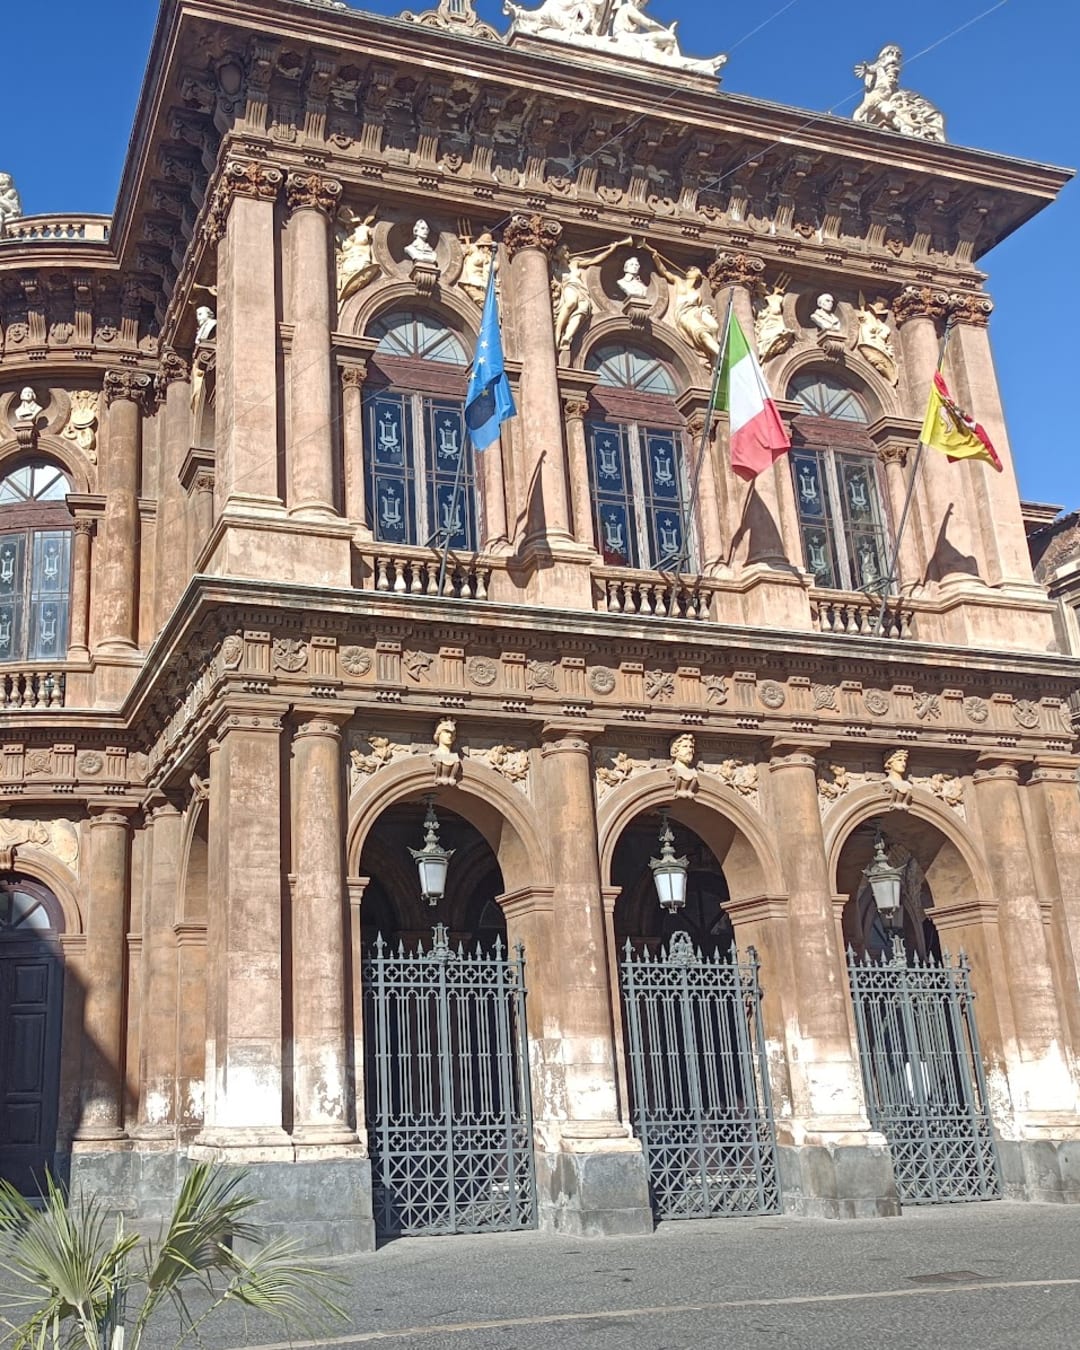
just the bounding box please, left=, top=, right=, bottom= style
left=0, top=0, right=1078, bottom=1251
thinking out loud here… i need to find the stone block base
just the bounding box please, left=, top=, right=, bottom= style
left=535, top=1148, right=654, bottom=1236
left=777, top=1142, right=900, bottom=1218
left=59, top=1150, right=375, bottom=1254
left=997, top=1140, right=1080, bottom=1204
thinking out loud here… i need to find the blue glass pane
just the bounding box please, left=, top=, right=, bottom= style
left=598, top=504, right=632, bottom=566
left=424, top=399, right=475, bottom=550
left=371, top=398, right=407, bottom=466
left=792, top=454, right=826, bottom=518
left=372, top=476, right=412, bottom=544
left=852, top=534, right=884, bottom=589
left=645, top=431, right=679, bottom=500
left=842, top=462, right=873, bottom=521
left=432, top=483, right=470, bottom=549
left=0, top=535, right=25, bottom=600
left=590, top=423, right=627, bottom=493
left=802, top=526, right=835, bottom=587
left=431, top=406, right=464, bottom=469
left=652, top=510, right=683, bottom=564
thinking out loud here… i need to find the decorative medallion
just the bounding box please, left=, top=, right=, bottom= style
left=812, top=684, right=838, bottom=712
left=220, top=635, right=243, bottom=670
left=272, top=638, right=308, bottom=672
left=703, top=674, right=729, bottom=705
left=962, top=695, right=989, bottom=724
left=466, top=656, right=498, bottom=687
left=24, top=749, right=51, bottom=776
left=77, top=751, right=104, bottom=776
left=758, top=680, right=786, bottom=710
left=403, top=650, right=435, bottom=682
left=1014, top=699, right=1040, bottom=730
left=863, top=689, right=890, bottom=717
left=914, top=692, right=941, bottom=721
left=588, top=666, right=617, bottom=695
left=526, top=659, right=558, bottom=692
left=339, top=645, right=373, bottom=677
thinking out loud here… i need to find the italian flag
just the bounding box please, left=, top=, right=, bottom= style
left=714, top=313, right=791, bottom=480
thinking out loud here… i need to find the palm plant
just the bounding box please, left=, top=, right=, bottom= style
left=0, top=1164, right=348, bottom=1350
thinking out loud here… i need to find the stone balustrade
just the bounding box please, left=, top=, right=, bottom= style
left=809, top=590, right=914, bottom=639
left=0, top=669, right=67, bottom=708
left=0, top=214, right=111, bottom=244
left=367, top=549, right=493, bottom=601
left=594, top=570, right=708, bottom=620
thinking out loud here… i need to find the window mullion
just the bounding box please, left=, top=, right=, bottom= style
left=412, top=394, right=428, bottom=546
left=629, top=424, right=650, bottom=569
left=823, top=454, right=853, bottom=590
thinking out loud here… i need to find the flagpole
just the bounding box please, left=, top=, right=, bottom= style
left=872, top=320, right=955, bottom=636
left=662, top=288, right=733, bottom=576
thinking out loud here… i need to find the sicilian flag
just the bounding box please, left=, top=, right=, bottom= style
left=919, top=371, right=1002, bottom=471
left=714, top=313, right=790, bottom=480
left=465, top=267, right=515, bottom=451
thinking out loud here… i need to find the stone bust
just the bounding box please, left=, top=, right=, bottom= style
left=668, top=733, right=699, bottom=798
left=194, top=305, right=217, bottom=343
left=811, top=293, right=842, bottom=333
left=14, top=387, right=43, bottom=422
left=617, top=254, right=648, bottom=299
left=405, top=218, right=439, bottom=265
left=432, top=716, right=462, bottom=785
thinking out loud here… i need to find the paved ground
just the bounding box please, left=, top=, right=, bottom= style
left=163, top=1201, right=1080, bottom=1350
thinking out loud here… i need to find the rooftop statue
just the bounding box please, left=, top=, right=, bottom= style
left=504, top=0, right=726, bottom=79
left=853, top=44, right=945, bottom=142
left=0, top=173, right=22, bottom=231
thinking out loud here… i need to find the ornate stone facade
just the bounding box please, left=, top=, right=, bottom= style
left=0, top=0, right=1078, bottom=1254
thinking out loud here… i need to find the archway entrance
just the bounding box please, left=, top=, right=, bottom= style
left=0, top=877, right=64, bottom=1193
left=839, top=818, right=1001, bottom=1204
left=359, top=800, right=535, bottom=1238
left=612, top=812, right=779, bottom=1219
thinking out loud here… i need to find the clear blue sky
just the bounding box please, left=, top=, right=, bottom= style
left=5, top=0, right=1077, bottom=506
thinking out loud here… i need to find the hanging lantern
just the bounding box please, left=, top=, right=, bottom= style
left=409, top=797, right=454, bottom=906
left=863, top=829, right=904, bottom=928
left=650, top=811, right=689, bottom=914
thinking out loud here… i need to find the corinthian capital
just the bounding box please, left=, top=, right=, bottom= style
left=156, top=347, right=191, bottom=392
left=103, top=369, right=153, bottom=410
left=503, top=213, right=563, bottom=260
left=223, top=157, right=285, bottom=202
left=706, top=251, right=765, bottom=293
left=947, top=292, right=994, bottom=327
left=891, top=284, right=950, bottom=327
left=285, top=171, right=343, bottom=216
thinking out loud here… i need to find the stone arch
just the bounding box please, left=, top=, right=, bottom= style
left=343, top=282, right=479, bottom=349
left=597, top=768, right=784, bottom=903
left=178, top=796, right=208, bottom=924
left=772, top=346, right=900, bottom=421
left=576, top=317, right=703, bottom=395
left=346, top=756, right=551, bottom=899
left=3, top=846, right=83, bottom=935
left=0, top=437, right=93, bottom=496
left=824, top=784, right=991, bottom=914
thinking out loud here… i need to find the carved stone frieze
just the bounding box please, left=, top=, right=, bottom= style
left=348, top=733, right=408, bottom=789
left=469, top=742, right=529, bottom=786
left=0, top=818, right=80, bottom=874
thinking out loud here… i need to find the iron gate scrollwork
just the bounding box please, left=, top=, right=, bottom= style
left=848, top=942, right=1002, bottom=1204
left=620, top=931, right=780, bottom=1219
left=363, top=925, right=536, bottom=1237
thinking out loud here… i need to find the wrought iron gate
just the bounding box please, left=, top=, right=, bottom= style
left=363, top=925, right=536, bottom=1237
left=620, top=932, right=780, bottom=1219
left=848, top=943, right=1002, bottom=1204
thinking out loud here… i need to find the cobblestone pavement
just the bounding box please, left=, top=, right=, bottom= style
left=153, top=1201, right=1080, bottom=1350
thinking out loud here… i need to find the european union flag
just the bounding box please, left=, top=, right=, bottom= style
left=465, top=266, right=515, bottom=452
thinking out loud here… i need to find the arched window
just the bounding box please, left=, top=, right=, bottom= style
left=0, top=462, right=73, bottom=663
left=584, top=342, right=690, bottom=569
left=363, top=310, right=477, bottom=550
left=787, top=373, right=891, bottom=591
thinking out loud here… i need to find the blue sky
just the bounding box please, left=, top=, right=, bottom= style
left=5, top=0, right=1077, bottom=506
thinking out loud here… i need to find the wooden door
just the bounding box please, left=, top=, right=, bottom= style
left=0, top=939, right=63, bottom=1193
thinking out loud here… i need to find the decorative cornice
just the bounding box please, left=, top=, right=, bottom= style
left=285, top=171, right=343, bottom=216
left=503, top=213, right=563, bottom=260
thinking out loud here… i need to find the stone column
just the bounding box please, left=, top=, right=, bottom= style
left=947, top=293, right=1034, bottom=588
left=892, top=286, right=981, bottom=583
left=561, top=395, right=595, bottom=549
left=134, top=799, right=182, bottom=1139
left=876, top=442, right=925, bottom=589
left=155, top=350, right=193, bottom=627
left=706, top=252, right=787, bottom=569
left=504, top=215, right=573, bottom=546
left=192, top=707, right=291, bottom=1158
left=341, top=363, right=370, bottom=533
left=972, top=756, right=1076, bottom=1121
left=67, top=518, right=94, bottom=661
left=191, top=470, right=215, bottom=564
left=285, top=172, right=342, bottom=519
left=289, top=712, right=357, bottom=1149
left=212, top=159, right=284, bottom=514
left=74, top=805, right=134, bottom=1142
left=97, top=371, right=151, bottom=653
left=766, top=741, right=870, bottom=1130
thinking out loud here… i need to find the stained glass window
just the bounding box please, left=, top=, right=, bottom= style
left=789, top=372, right=869, bottom=422
left=0, top=462, right=72, bottom=664
left=584, top=345, right=691, bottom=570
left=364, top=312, right=476, bottom=549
